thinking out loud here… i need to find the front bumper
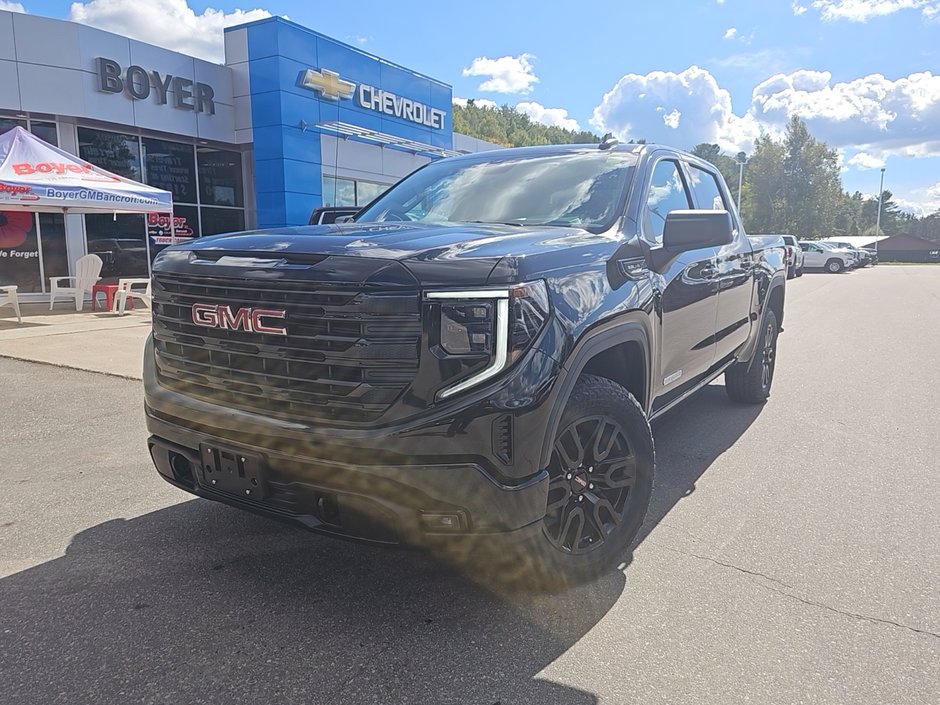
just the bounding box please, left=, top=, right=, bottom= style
left=144, top=338, right=555, bottom=546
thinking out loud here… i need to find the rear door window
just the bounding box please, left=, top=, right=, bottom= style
left=686, top=165, right=728, bottom=211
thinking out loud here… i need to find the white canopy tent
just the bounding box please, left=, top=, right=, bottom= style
left=0, top=126, right=174, bottom=278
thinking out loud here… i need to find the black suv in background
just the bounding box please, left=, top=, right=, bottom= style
left=144, top=143, right=786, bottom=587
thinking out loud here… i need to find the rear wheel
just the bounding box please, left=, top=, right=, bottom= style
left=725, top=310, right=778, bottom=404
left=526, top=375, right=654, bottom=588
left=796, top=266, right=803, bottom=277
left=826, top=258, right=844, bottom=273
left=787, top=265, right=795, bottom=279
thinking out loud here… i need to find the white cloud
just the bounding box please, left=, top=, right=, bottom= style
left=69, top=0, right=273, bottom=64
left=515, top=101, right=580, bottom=131
left=462, top=53, right=538, bottom=94
left=590, top=63, right=940, bottom=161
left=723, top=27, right=737, bottom=39
left=847, top=151, right=887, bottom=168
left=590, top=65, right=764, bottom=153
left=453, top=97, right=498, bottom=109
left=793, top=2, right=809, bottom=14
left=750, top=69, right=940, bottom=155
left=0, top=1, right=26, bottom=12
left=806, top=0, right=939, bottom=22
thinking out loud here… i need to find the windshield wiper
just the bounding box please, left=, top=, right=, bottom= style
left=462, top=220, right=526, bottom=227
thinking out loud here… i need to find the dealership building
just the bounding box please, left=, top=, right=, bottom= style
left=0, top=10, right=493, bottom=298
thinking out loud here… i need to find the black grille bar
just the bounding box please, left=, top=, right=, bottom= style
left=152, top=272, right=421, bottom=423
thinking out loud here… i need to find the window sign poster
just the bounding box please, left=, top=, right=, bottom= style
left=0, top=211, right=42, bottom=292
left=147, top=208, right=198, bottom=260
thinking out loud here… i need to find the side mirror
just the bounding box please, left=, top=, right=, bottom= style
left=663, top=210, right=733, bottom=251
left=335, top=215, right=356, bottom=224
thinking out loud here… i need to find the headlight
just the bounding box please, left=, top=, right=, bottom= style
left=426, top=281, right=549, bottom=399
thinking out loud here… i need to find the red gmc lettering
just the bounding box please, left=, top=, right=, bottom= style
left=220, top=307, right=251, bottom=331
left=250, top=309, right=288, bottom=335
left=191, top=304, right=287, bottom=335
left=191, top=303, right=219, bottom=328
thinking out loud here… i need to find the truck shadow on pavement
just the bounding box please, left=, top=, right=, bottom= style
left=1, top=386, right=761, bottom=705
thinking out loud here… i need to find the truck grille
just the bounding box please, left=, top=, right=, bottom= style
left=151, top=272, right=421, bottom=423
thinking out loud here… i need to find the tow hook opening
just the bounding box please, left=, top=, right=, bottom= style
left=168, top=451, right=195, bottom=487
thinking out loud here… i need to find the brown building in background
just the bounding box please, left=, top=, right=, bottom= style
left=874, top=233, right=940, bottom=263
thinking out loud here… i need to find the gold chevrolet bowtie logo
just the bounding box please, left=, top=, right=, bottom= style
left=300, top=68, right=356, bottom=101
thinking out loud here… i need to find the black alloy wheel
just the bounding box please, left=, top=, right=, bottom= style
left=725, top=309, right=779, bottom=404
left=759, top=318, right=776, bottom=393
left=517, top=374, right=655, bottom=588
left=544, top=415, right=636, bottom=555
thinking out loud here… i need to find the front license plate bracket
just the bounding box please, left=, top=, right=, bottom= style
left=199, top=444, right=267, bottom=499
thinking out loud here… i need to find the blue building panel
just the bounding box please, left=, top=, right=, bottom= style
left=284, top=191, right=322, bottom=226
left=245, top=20, right=281, bottom=61
left=231, top=16, right=453, bottom=227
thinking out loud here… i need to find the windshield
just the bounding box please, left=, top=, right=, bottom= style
left=356, top=150, right=638, bottom=231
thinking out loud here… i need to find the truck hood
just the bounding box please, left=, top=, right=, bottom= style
left=182, top=222, right=595, bottom=261
left=163, top=221, right=609, bottom=286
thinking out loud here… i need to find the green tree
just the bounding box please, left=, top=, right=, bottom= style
left=452, top=102, right=600, bottom=147
left=691, top=143, right=741, bottom=203
left=779, top=117, right=843, bottom=239
left=738, top=118, right=842, bottom=238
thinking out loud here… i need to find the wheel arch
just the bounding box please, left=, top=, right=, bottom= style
left=738, top=274, right=786, bottom=370
left=537, top=317, right=653, bottom=470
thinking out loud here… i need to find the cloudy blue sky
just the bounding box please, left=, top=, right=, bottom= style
left=11, top=0, right=940, bottom=214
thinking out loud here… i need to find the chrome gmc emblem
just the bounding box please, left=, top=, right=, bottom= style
left=191, top=303, right=287, bottom=335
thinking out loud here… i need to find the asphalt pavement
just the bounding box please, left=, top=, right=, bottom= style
left=1, top=265, right=938, bottom=705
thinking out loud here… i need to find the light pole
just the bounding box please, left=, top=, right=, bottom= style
left=874, top=167, right=886, bottom=257
left=736, top=152, right=747, bottom=215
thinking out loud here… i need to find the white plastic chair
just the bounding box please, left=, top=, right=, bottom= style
left=114, top=278, right=152, bottom=315
left=0, top=285, right=22, bottom=323
left=49, top=254, right=103, bottom=311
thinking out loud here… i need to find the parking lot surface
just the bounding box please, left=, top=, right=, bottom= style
left=1, top=266, right=938, bottom=704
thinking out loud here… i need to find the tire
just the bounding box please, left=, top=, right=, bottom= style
left=825, top=258, right=844, bottom=273
left=787, top=265, right=795, bottom=280
left=520, top=375, right=654, bottom=589
left=725, top=309, right=779, bottom=404
left=796, top=266, right=803, bottom=277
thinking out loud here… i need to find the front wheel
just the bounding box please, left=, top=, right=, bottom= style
left=826, top=258, right=844, bottom=273
left=526, top=375, right=654, bottom=588
left=725, top=310, right=779, bottom=404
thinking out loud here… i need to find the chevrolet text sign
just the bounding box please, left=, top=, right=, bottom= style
left=300, top=68, right=446, bottom=130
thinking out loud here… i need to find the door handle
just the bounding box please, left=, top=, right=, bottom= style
left=700, top=264, right=718, bottom=278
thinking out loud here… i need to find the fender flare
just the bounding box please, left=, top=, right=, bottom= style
left=537, top=317, right=653, bottom=470
left=739, top=274, right=786, bottom=370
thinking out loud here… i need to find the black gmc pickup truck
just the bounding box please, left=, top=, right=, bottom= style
left=145, top=142, right=786, bottom=586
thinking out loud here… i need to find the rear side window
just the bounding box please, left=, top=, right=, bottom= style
left=686, top=165, right=728, bottom=211
left=645, top=160, right=692, bottom=245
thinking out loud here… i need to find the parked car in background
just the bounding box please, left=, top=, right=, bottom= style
left=308, top=206, right=360, bottom=225
left=817, top=241, right=860, bottom=268
left=799, top=241, right=855, bottom=273
left=822, top=240, right=872, bottom=267
left=780, top=235, right=804, bottom=279
left=863, top=247, right=879, bottom=265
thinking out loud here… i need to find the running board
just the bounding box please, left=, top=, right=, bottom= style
left=648, top=358, right=737, bottom=422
